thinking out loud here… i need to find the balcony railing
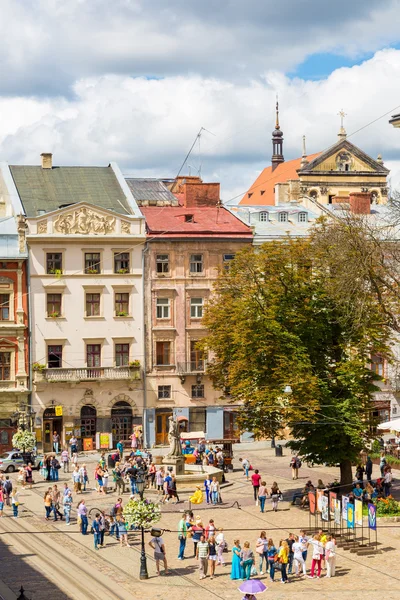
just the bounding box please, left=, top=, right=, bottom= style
left=177, top=361, right=207, bottom=375
left=34, top=366, right=141, bottom=383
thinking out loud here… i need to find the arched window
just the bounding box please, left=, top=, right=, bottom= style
left=278, top=212, right=288, bottom=223
left=111, top=401, right=132, bottom=442
left=80, top=405, right=97, bottom=442
left=259, top=212, right=268, bottom=222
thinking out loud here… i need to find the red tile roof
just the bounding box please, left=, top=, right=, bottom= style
left=239, top=153, right=320, bottom=206
left=141, top=205, right=253, bottom=238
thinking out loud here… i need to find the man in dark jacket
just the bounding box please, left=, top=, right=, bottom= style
left=365, top=456, right=373, bottom=483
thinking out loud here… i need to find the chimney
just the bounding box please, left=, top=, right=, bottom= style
left=349, top=192, right=371, bottom=215
left=41, top=153, right=53, bottom=169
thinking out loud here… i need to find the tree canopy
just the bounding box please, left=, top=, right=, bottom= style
left=202, top=237, right=392, bottom=484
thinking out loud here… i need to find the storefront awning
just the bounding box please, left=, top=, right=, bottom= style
left=377, top=418, right=400, bottom=432
left=177, top=416, right=189, bottom=422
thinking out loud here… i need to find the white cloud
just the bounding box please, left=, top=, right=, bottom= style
left=1, top=49, right=400, bottom=200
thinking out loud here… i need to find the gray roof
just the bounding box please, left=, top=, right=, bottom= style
left=9, top=165, right=131, bottom=217
left=125, top=178, right=177, bottom=204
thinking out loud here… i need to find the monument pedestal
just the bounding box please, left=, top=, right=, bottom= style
left=162, top=455, right=185, bottom=476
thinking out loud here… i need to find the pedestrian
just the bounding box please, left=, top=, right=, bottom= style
left=0, top=486, right=4, bottom=517
left=365, top=456, right=373, bottom=483
left=258, top=481, right=268, bottom=512
left=50, top=456, right=60, bottom=482
left=61, top=448, right=69, bottom=473
left=216, top=528, right=226, bottom=566
left=384, top=467, right=393, bottom=497
left=3, top=476, right=12, bottom=507
left=116, top=515, right=130, bottom=547
left=52, top=484, right=63, bottom=521
left=167, top=474, right=180, bottom=504
left=379, top=451, right=387, bottom=478
left=148, top=463, right=156, bottom=489
left=270, top=482, right=282, bottom=512
left=196, top=534, right=209, bottom=580
left=102, top=468, right=109, bottom=494
left=63, top=490, right=73, bottom=525
left=11, top=487, right=19, bottom=518
left=208, top=535, right=217, bottom=579
left=204, top=475, right=212, bottom=504
left=299, top=529, right=309, bottom=562
left=44, top=490, right=52, bottom=520
left=71, top=452, right=78, bottom=468
left=116, top=439, right=124, bottom=460
left=307, top=534, right=323, bottom=579
left=267, top=538, right=277, bottom=582
left=251, top=469, right=261, bottom=504
left=72, top=466, right=81, bottom=494
left=239, top=458, right=250, bottom=480
left=191, top=517, right=204, bottom=557
left=69, top=435, right=78, bottom=456
left=17, top=467, right=26, bottom=488
left=40, top=455, right=47, bottom=480
left=177, top=515, right=187, bottom=560
left=240, top=541, right=255, bottom=580
left=45, top=455, right=52, bottom=481
left=113, top=462, right=125, bottom=494
left=286, top=532, right=295, bottom=574
left=79, top=463, right=88, bottom=492
left=155, top=467, right=164, bottom=496
left=290, top=455, right=301, bottom=480
left=210, top=476, right=220, bottom=505
left=325, top=535, right=337, bottom=578
left=205, top=518, right=215, bottom=540
left=92, top=513, right=102, bottom=550
left=256, top=531, right=269, bottom=575
left=77, top=500, right=88, bottom=535
left=231, top=539, right=242, bottom=580
left=278, top=539, right=289, bottom=584
left=355, top=464, right=365, bottom=482
left=149, top=533, right=168, bottom=575
left=53, top=431, right=60, bottom=454
left=130, top=431, right=138, bottom=452
left=25, top=463, right=33, bottom=489
left=292, top=535, right=307, bottom=577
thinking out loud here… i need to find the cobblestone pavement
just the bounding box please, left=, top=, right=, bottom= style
left=1, top=447, right=400, bottom=599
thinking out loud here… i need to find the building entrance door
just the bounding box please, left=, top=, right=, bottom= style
left=43, top=408, right=63, bottom=453
left=155, top=411, right=172, bottom=445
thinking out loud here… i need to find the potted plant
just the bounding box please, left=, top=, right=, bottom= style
left=117, top=268, right=129, bottom=274
left=48, top=268, right=63, bottom=279
left=32, top=362, right=46, bottom=372
left=49, top=311, right=60, bottom=318
left=129, top=360, right=141, bottom=368
left=116, top=311, right=129, bottom=317
left=12, top=429, right=36, bottom=454
left=86, top=268, right=99, bottom=275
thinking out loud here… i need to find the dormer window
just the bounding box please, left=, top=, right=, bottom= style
left=298, top=212, right=307, bottom=223
left=185, top=215, right=194, bottom=222
left=278, top=212, right=288, bottom=223
left=259, top=212, right=268, bottom=222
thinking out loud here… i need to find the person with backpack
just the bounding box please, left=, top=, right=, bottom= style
left=290, top=455, right=301, bottom=480
left=3, top=476, right=12, bottom=507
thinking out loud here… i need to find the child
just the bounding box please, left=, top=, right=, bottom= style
left=102, top=468, right=109, bottom=494
left=11, top=487, right=19, bottom=518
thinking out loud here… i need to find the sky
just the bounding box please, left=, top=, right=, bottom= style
left=1, top=0, right=400, bottom=201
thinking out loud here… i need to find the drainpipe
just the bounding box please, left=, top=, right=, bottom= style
left=142, top=242, right=149, bottom=448
left=26, top=250, right=34, bottom=435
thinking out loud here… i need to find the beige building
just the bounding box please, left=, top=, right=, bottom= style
left=0, top=154, right=145, bottom=452
left=126, top=177, right=253, bottom=444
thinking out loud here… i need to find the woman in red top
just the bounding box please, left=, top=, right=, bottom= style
left=251, top=469, right=262, bottom=502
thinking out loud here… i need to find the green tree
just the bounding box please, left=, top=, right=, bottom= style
left=202, top=238, right=391, bottom=485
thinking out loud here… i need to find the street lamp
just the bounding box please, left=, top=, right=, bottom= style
left=135, top=478, right=149, bottom=581
left=136, top=474, right=145, bottom=500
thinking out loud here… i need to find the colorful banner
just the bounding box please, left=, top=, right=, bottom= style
left=99, top=433, right=110, bottom=449
left=83, top=437, right=93, bottom=451
left=309, top=492, right=316, bottom=515
left=355, top=498, right=363, bottom=526
left=329, top=491, right=337, bottom=518
left=321, top=495, right=329, bottom=521
left=334, top=499, right=341, bottom=525
left=342, top=495, right=349, bottom=523
left=55, top=405, right=63, bottom=416
left=347, top=503, right=355, bottom=529
left=316, top=489, right=324, bottom=512
left=368, top=503, right=377, bottom=531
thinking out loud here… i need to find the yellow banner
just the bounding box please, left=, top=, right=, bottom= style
left=55, top=405, right=63, bottom=416
left=100, top=433, right=110, bottom=449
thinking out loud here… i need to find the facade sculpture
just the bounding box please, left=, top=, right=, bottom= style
left=167, top=415, right=183, bottom=457
left=54, top=207, right=116, bottom=235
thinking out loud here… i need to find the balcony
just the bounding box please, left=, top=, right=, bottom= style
left=33, top=366, right=141, bottom=384
left=177, top=361, right=207, bottom=375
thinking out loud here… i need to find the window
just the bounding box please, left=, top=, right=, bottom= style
left=0, top=352, right=10, bottom=380
left=0, top=294, right=9, bottom=320
left=156, top=254, right=169, bottom=273
left=115, top=293, right=129, bottom=316
left=190, top=407, right=206, bottom=431
left=47, top=345, right=62, bottom=368
left=190, top=254, right=203, bottom=274
left=223, top=254, right=235, bottom=263
left=114, top=252, right=130, bottom=274
left=371, top=354, right=385, bottom=377
left=191, top=384, right=205, bottom=399
left=86, top=293, right=100, bottom=317
left=47, top=293, right=61, bottom=317
left=298, top=212, right=307, bottom=223
left=87, top=344, right=101, bottom=367
left=278, top=212, right=288, bottom=223
left=156, top=341, right=171, bottom=366
left=158, top=385, right=171, bottom=399
left=190, top=297, right=203, bottom=319
left=85, top=253, right=100, bottom=274
left=190, top=340, right=204, bottom=371
left=259, top=212, right=268, bottom=222
left=46, top=253, right=62, bottom=274
left=156, top=297, right=170, bottom=319
left=115, top=343, right=129, bottom=367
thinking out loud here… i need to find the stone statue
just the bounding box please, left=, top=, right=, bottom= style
left=167, top=416, right=183, bottom=457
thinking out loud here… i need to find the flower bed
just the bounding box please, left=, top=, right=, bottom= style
left=363, top=496, right=400, bottom=518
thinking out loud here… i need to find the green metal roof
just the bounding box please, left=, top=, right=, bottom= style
left=9, top=165, right=131, bottom=217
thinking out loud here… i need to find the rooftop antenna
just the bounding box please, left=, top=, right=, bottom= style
left=174, top=127, right=215, bottom=181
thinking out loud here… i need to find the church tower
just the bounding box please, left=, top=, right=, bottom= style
left=271, top=100, right=284, bottom=171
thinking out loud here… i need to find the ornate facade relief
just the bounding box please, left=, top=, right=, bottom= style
left=54, top=207, right=116, bottom=235
left=121, top=221, right=131, bottom=234
left=38, top=221, right=47, bottom=234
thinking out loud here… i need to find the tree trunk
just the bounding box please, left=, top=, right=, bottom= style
left=339, top=459, right=353, bottom=493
